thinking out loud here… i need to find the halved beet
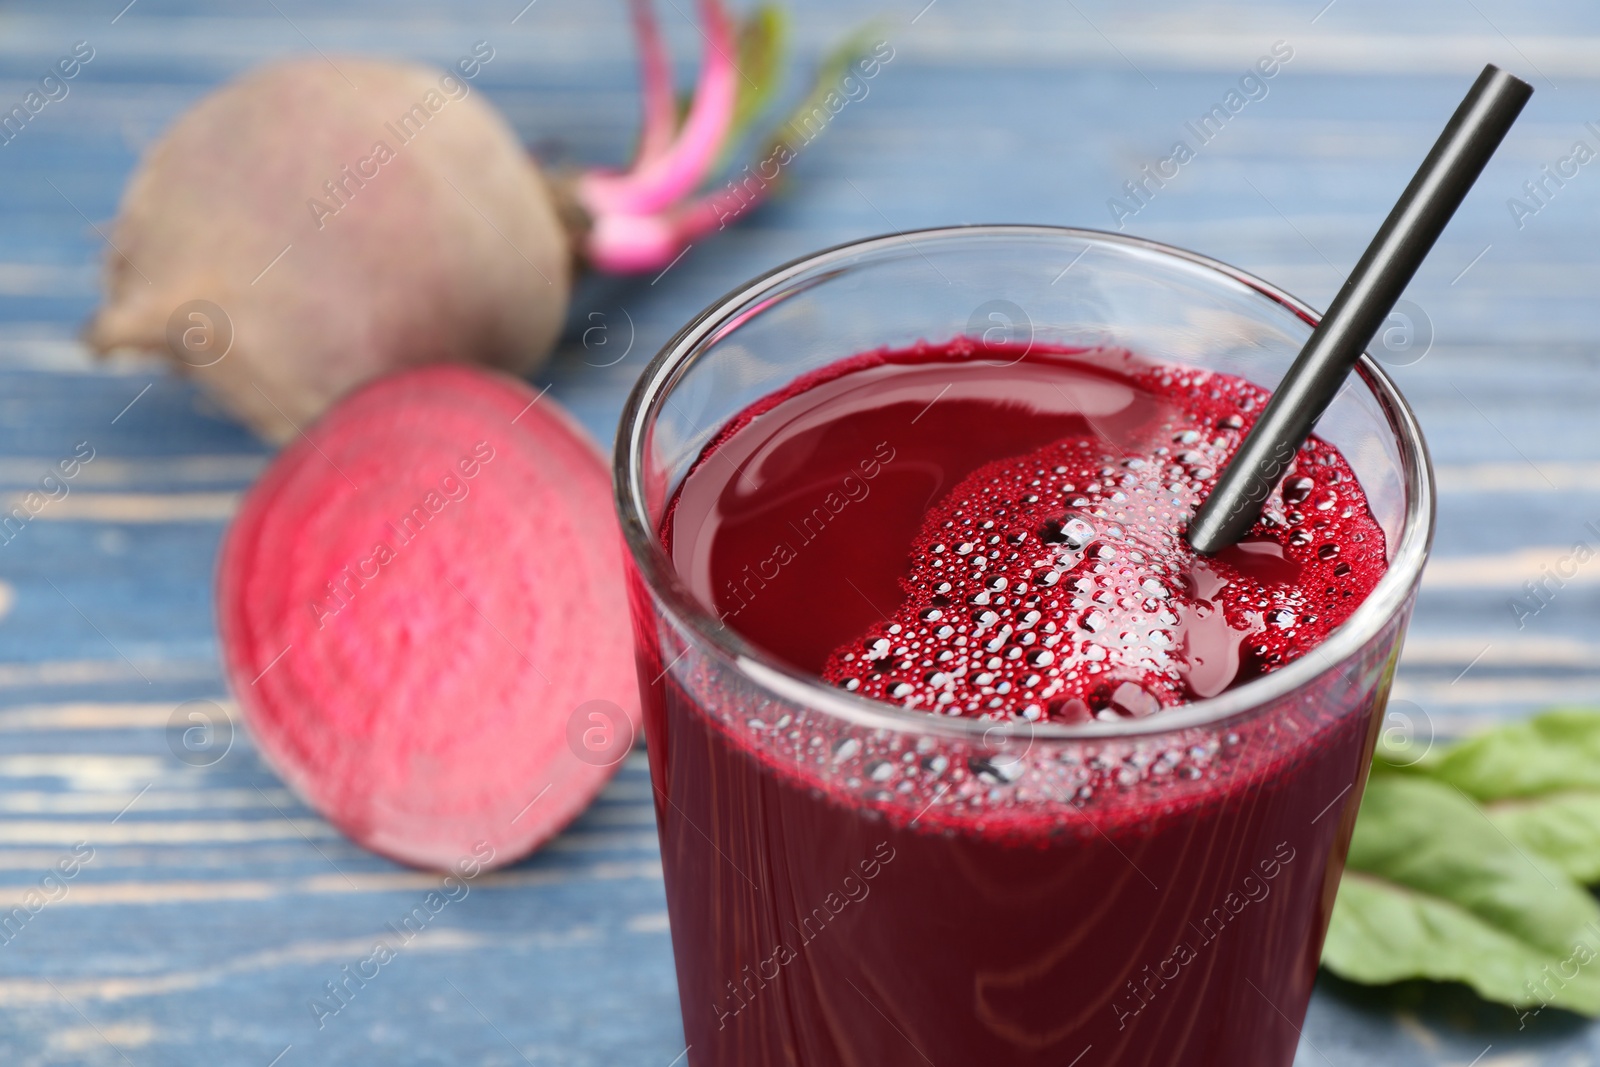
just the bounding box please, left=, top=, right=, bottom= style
left=217, top=365, right=639, bottom=870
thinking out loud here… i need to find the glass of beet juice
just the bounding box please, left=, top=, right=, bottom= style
left=615, top=226, right=1433, bottom=1067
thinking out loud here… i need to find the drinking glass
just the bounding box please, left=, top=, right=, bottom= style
left=615, top=226, right=1433, bottom=1066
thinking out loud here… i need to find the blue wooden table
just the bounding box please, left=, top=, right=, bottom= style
left=2, top=0, right=1599, bottom=1063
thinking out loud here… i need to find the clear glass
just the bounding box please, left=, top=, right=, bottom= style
left=615, top=226, right=1434, bottom=1067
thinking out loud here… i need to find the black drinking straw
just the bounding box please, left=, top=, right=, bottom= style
left=1187, top=64, right=1533, bottom=554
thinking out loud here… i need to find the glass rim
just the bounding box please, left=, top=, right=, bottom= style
left=614, top=224, right=1436, bottom=742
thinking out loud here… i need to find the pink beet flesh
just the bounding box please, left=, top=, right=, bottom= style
left=218, top=366, right=639, bottom=870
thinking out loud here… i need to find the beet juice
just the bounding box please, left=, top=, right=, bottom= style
left=641, top=342, right=1399, bottom=1066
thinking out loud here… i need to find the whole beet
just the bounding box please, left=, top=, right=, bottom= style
left=87, top=56, right=572, bottom=441
left=85, top=0, right=824, bottom=440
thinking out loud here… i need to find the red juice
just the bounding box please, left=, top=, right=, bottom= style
left=645, top=343, right=1397, bottom=1066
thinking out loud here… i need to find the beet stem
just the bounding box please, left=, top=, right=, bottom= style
left=579, top=0, right=738, bottom=216
left=576, top=2, right=874, bottom=274
left=628, top=0, right=680, bottom=165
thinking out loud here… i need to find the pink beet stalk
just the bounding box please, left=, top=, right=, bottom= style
left=628, top=0, right=679, bottom=165
left=670, top=181, right=768, bottom=241
left=583, top=178, right=768, bottom=273
left=577, top=0, right=762, bottom=272
left=575, top=0, right=867, bottom=275
left=580, top=0, right=738, bottom=217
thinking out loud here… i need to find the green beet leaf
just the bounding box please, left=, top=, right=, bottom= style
left=1423, top=707, right=1600, bottom=801
left=1324, top=774, right=1600, bottom=1015
left=1386, top=708, right=1600, bottom=882
left=1488, top=791, right=1600, bottom=884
